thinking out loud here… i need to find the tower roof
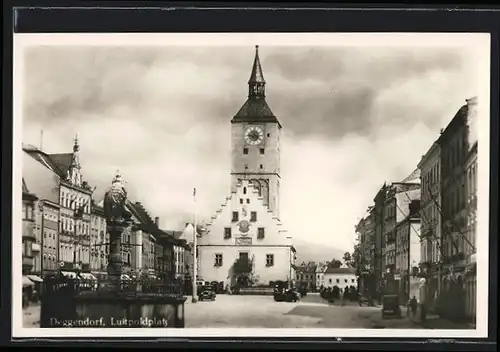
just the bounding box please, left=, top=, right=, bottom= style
left=248, top=45, right=265, bottom=84
left=231, top=46, right=281, bottom=127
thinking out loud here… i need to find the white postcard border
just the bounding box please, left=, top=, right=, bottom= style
left=12, top=32, right=491, bottom=339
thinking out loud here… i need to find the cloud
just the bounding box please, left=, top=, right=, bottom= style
left=21, top=44, right=480, bottom=252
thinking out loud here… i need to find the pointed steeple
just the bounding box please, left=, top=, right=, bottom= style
left=71, top=134, right=80, bottom=169
left=231, top=46, right=281, bottom=127
left=248, top=45, right=266, bottom=98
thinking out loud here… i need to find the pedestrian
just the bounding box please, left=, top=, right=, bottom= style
left=340, top=288, right=345, bottom=306
left=409, top=296, right=418, bottom=319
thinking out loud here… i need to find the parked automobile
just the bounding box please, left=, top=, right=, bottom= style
left=198, top=285, right=216, bottom=301
left=381, top=294, right=402, bottom=318
left=273, top=286, right=299, bottom=302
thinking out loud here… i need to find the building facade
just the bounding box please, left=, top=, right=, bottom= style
left=90, top=204, right=108, bottom=278
left=42, top=201, right=61, bottom=274
left=315, top=263, right=328, bottom=289
left=437, top=102, right=470, bottom=319
left=356, top=207, right=376, bottom=295
left=296, top=263, right=317, bottom=290
left=464, top=96, right=478, bottom=321
left=373, top=185, right=387, bottom=296
left=24, top=137, right=94, bottom=276
left=323, top=268, right=357, bottom=290
left=22, top=179, right=38, bottom=275
left=394, top=205, right=421, bottom=303
left=417, top=141, right=442, bottom=308
left=198, top=46, right=295, bottom=286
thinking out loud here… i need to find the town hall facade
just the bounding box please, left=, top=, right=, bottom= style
left=197, top=46, right=296, bottom=286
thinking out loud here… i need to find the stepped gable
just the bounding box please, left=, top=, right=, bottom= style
left=205, top=180, right=282, bottom=229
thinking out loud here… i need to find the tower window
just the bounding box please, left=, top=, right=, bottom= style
left=243, top=148, right=248, bottom=155
left=240, top=199, right=243, bottom=204
left=232, top=212, right=239, bottom=222
left=260, top=148, right=265, bottom=155
left=246, top=199, right=250, bottom=204
left=258, top=228, right=265, bottom=239
left=260, top=164, right=263, bottom=169
left=243, top=187, right=247, bottom=195
left=224, top=228, right=232, bottom=239
left=267, top=133, right=270, bottom=137
left=250, top=212, right=257, bottom=222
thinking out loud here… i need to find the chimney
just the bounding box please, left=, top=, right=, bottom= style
left=155, top=217, right=159, bottom=227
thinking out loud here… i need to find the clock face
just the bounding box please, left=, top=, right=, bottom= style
left=245, top=126, right=264, bottom=145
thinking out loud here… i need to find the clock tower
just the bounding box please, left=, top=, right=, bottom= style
left=230, top=46, right=282, bottom=219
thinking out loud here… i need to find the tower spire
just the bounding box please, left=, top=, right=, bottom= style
left=73, top=133, right=80, bottom=153
left=248, top=45, right=266, bottom=98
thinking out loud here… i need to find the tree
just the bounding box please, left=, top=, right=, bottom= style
left=327, top=259, right=342, bottom=269
left=343, top=252, right=352, bottom=267
left=233, top=256, right=253, bottom=275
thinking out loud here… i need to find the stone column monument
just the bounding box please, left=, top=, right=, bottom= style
left=102, top=172, right=130, bottom=291
left=73, top=172, right=187, bottom=328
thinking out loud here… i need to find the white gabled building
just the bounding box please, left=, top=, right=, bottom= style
left=197, top=46, right=296, bottom=286
left=198, top=180, right=294, bottom=285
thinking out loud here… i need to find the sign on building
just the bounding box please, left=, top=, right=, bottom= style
left=235, top=237, right=252, bottom=246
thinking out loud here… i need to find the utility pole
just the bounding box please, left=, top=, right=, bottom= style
left=191, top=188, right=198, bottom=303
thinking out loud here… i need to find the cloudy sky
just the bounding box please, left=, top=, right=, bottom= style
left=21, top=41, right=481, bottom=252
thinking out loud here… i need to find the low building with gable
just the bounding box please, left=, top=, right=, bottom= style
left=323, top=267, right=357, bottom=291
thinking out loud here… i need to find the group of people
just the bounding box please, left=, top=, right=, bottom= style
left=319, top=285, right=359, bottom=305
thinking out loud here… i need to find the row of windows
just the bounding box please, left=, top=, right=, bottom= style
left=422, top=162, right=440, bottom=194
left=232, top=211, right=257, bottom=222
left=241, top=162, right=265, bottom=170
left=214, top=253, right=274, bottom=267
left=243, top=147, right=266, bottom=155
left=224, top=227, right=265, bottom=239
left=44, top=211, right=58, bottom=222
left=443, top=133, right=466, bottom=175
left=60, top=192, right=91, bottom=213
left=323, top=278, right=356, bottom=285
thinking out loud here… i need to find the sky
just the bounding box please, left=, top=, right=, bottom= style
left=21, top=43, right=480, bottom=253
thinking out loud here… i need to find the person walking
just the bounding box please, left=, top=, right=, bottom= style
left=409, top=296, right=418, bottom=320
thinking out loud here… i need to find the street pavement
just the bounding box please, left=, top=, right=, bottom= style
left=23, top=293, right=425, bottom=329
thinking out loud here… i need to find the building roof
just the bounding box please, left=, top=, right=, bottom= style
left=23, top=145, right=93, bottom=193
left=248, top=45, right=265, bottom=84
left=324, top=267, right=356, bottom=275
left=231, top=46, right=281, bottom=127
left=296, top=262, right=317, bottom=274
left=125, top=200, right=180, bottom=245
left=437, top=104, right=468, bottom=144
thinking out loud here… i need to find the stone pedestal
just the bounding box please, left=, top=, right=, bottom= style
left=75, top=292, right=187, bottom=328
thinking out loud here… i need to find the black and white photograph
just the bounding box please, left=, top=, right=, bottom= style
left=13, top=33, right=490, bottom=338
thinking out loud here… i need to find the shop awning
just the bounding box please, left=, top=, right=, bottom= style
left=23, top=276, right=35, bottom=288
left=26, top=274, right=43, bottom=283
left=60, top=271, right=77, bottom=279
left=81, top=273, right=97, bottom=281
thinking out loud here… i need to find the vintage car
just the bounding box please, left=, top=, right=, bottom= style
left=381, top=294, right=402, bottom=318
left=273, top=287, right=299, bottom=302
left=198, top=285, right=216, bottom=301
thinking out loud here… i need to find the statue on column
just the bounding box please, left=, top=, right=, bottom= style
left=103, top=171, right=131, bottom=223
